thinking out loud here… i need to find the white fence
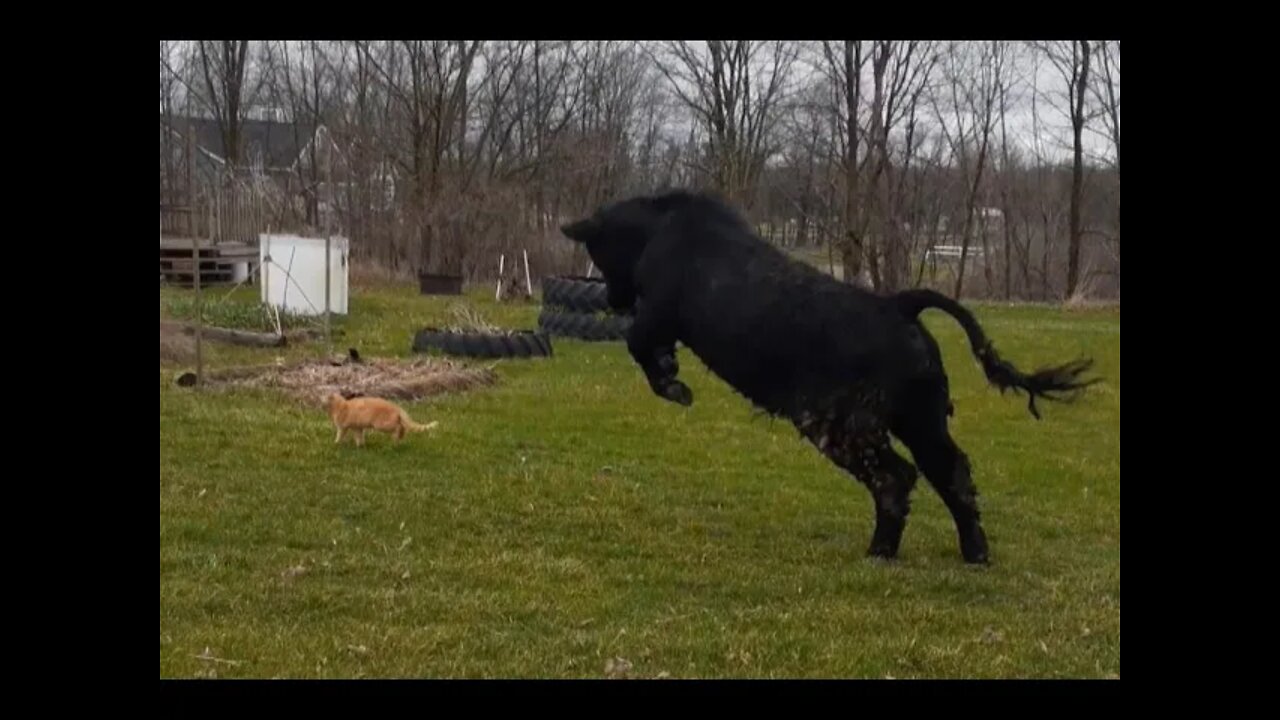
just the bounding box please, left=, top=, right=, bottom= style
left=925, top=245, right=986, bottom=262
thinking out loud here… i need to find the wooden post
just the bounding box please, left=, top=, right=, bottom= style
left=193, top=234, right=204, bottom=389
left=495, top=254, right=505, bottom=300
left=186, top=122, right=195, bottom=238
left=214, top=182, right=220, bottom=245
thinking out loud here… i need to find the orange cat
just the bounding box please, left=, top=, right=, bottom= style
left=326, top=393, right=438, bottom=446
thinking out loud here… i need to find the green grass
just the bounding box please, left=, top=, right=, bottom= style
left=163, top=293, right=320, bottom=333
left=159, top=282, right=1119, bottom=679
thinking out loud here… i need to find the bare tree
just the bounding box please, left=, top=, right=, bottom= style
left=1025, top=52, right=1066, bottom=300
left=160, top=42, right=179, bottom=117
left=1035, top=40, right=1092, bottom=297
left=160, top=42, right=182, bottom=202
left=529, top=41, right=580, bottom=230
left=160, top=38, right=1122, bottom=295
left=560, top=42, right=655, bottom=209
left=1090, top=41, right=1119, bottom=178
left=778, top=81, right=834, bottom=251
left=196, top=41, right=268, bottom=167
left=812, top=41, right=936, bottom=290
left=160, top=41, right=209, bottom=119
left=649, top=41, right=798, bottom=208
left=872, top=41, right=938, bottom=291
left=469, top=42, right=528, bottom=181
left=1089, top=40, right=1120, bottom=264
left=931, top=41, right=1001, bottom=298
left=996, top=56, right=1020, bottom=300
left=913, top=129, right=956, bottom=287
left=817, top=41, right=868, bottom=283
left=357, top=41, right=481, bottom=273
left=275, top=41, right=338, bottom=227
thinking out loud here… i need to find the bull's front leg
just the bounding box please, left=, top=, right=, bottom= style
left=626, top=300, right=692, bottom=407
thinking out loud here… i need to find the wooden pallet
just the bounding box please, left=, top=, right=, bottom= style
left=160, top=239, right=259, bottom=287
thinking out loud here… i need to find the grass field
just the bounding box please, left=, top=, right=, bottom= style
left=159, top=282, right=1119, bottom=679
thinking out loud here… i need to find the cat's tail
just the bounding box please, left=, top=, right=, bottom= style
left=400, top=410, right=438, bottom=433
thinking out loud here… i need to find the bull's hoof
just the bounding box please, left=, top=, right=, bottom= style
left=866, top=543, right=900, bottom=561
left=961, top=532, right=990, bottom=565
left=660, top=380, right=693, bottom=406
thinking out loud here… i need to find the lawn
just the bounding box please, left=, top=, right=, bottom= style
left=159, top=281, right=1120, bottom=679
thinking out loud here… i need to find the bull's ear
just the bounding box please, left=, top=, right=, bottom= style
left=560, top=218, right=597, bottom=243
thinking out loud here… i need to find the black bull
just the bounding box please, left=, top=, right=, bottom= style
left=561, top=190, right=1097, bottom=564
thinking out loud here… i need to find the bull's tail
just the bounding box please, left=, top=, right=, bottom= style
left=894, top=289, right=1099, bottom=419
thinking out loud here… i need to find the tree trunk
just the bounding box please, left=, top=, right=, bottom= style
left=1041, top=212, right=1052, bottom=301
left=1066, top=40, right=1091, bottom=298
left=953, top=133, right=990, bottom=299
left=998, top=82, right=1014, bottom=300
left=841, top=41, right=863, bottom=285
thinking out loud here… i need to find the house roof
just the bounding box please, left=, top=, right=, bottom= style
left=161, top=114, right=315, bottom=170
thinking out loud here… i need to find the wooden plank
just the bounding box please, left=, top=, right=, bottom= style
left=160, top=266, right=232, bottom=274
left=160, top=241, right=258, bottom=257
left=160, top=320, right=285, bottom=348
left=160, top=238, right=224, bottom=253
left=210, top=247, right=260, bottom=259
left=162, top=276, right=234, bottom=286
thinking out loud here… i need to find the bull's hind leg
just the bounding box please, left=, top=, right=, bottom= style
left=800, top=416, right=919, bottom=560
left=912, top=431, right=989, bottom=564
left=894, top=414, right=990, bottom=564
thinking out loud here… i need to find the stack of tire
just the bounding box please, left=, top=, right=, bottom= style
left=538, top=276, right=633, bottom=342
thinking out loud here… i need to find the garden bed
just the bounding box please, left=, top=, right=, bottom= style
left=174, top=355, right=498, bottom=404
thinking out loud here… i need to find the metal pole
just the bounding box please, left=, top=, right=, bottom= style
left=325, top=234, right=332, bottom=350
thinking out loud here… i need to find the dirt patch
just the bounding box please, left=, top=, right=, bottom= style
left=178, top=356, right=499, bottom=404
left=160, top=323, right=197, bottom=365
